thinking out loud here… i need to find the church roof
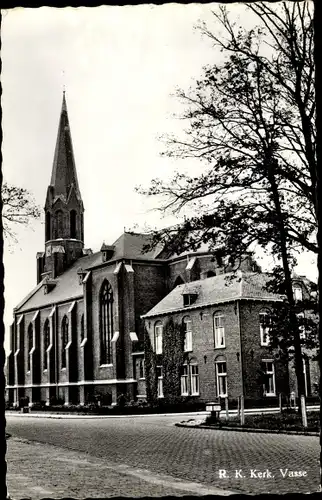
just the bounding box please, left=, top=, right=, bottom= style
left=50, top=92, right=82, bottom=201
left=86, top=232, right=164, bottom=268
left=14, top=233, right=162, bottom=312
left=15, top=252, right=100, bottom=313
left=142, top=272, right=283, bottom=318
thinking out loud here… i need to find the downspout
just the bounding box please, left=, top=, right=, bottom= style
left=55, top=305, right=59, bottom=399
left=236, top=299, right=245, bottom=399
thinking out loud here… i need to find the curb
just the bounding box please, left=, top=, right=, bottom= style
left=6, top=410, right=209, bottom=420
left=175, top=422, right=320, bottom=436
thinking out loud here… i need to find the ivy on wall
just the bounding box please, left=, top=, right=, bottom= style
left=144, top=318, right=186, bottom=405
left=144, top=325, right=157, bottom=404
left=162, top=318, right=185, bottom=404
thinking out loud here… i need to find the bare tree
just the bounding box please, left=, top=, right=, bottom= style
left=138, top=2, right=316, bottom=408
left=2, top=181, right=41, bottom=243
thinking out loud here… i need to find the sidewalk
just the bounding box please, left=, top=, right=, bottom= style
left=6, top=436, right=235, bottom=499
left=6, top=404, right=320, bottom=419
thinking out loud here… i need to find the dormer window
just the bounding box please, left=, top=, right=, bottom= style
left=183, top=293, right=198, bottom=307
left=101, top=243, right=115, bottom=262
left=43, top=276, right=56, bottom=294
left=77, top=267, right=86, bottom=285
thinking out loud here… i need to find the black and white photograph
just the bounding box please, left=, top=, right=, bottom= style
left=1, top=2, right=321, bottom=498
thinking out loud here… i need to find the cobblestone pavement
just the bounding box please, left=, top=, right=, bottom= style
left=6, top=436, right=233, bottom=499
left=6, top=414, right=320, bottom=496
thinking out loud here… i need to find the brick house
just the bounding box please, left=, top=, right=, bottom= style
left=141, top=272, right=319, bottom=406
left=6, top=93, right=318, bottom=408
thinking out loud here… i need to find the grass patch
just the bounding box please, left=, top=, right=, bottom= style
left=205, top=410, right=320, bottom=432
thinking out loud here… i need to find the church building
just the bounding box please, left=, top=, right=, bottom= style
left=6, top=94, right=319, bottom=408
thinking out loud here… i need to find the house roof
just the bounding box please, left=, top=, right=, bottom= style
left=142, top=272, right=283, bottom=318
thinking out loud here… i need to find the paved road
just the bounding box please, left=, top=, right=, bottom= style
left=6, top=414, right=320, bottom=495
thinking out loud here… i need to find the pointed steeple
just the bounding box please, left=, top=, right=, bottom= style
left=50, top=92, right=82, bottom=201
left=41, top=92, right=85, bottom=279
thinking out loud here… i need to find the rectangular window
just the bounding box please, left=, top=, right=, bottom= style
left=297, top=312, right=306, bottom=340
left=155, top=325, right=163, bottom=354
left=214, top=315, right=225, bottom=348
left=139, top=359, right=145, bottom=379
left=216, top=361, right=227, bottom=397
left=183, top=294, right=197, bottom=307
left=157, top=366, right=163, bottom=398
left=262, top=360, right=276, bottom=396
left=293, top=286, right=303, bottom=302
left=190, top=364, right=199, bottom=395
left=259, top=313, right=270, bottom=346
left=184, top=320, right=192, bottom=352
left=183, top=294, right=191, bottom=307
left=181, top=365, right=188, bottom=395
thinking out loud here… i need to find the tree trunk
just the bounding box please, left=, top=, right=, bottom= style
left=267, top=159, right=306, bottom=411
left=313, top=0, right=322, bottom=487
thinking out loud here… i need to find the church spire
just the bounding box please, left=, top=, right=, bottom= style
left=50, top=92, right=82, bottom=201
left=41, top=92, right=85, bottom=279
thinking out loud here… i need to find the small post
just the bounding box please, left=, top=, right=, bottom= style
left=240, top=395, right=245, bottom=426
left=237, top=396, right=240, bottom=418
left=225, top=397, right=229, bottom=421
left=300, top=395, right=308, bottom=428
left=279, top=393, right=282, bottom=413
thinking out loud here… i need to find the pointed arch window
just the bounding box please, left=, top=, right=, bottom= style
left=55, top=210, right=64, bottom=238
left=100, top=281, right=113, bottom=365
left=61, top=315, right=69, bottom=369
left=27, top=323, right=33, bottom=372
left=80, top=314, right=85, bottom=343
left=80, top=213, right=84, bottom=241
left=46, top=212, right=51, bottom=241
left=43, top=319, right=50, bottom=370
left=70, top=210, right=77, bottom=239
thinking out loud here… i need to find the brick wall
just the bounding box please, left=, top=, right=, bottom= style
left=239, top=301, right=290, bottom=401
left=134, top=262, right=167, bottom=339
left=143, top=298, right=306, bottom=403
left=144, top=301, right=244, bottom=402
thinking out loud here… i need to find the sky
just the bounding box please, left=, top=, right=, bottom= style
left=1, top=4, right=317, bottom=352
